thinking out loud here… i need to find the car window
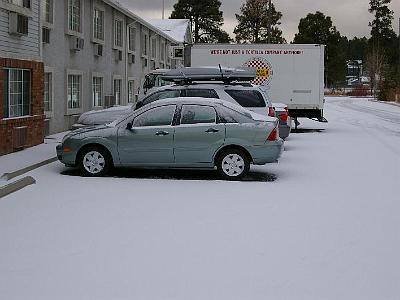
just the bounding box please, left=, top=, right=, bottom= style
left=185, top=89, right=219, bottom=99
left=224, top=90, right=266, bottom=107
left=133, top=105, right=176, bottom=127
left=142, top=90, right=181, bottom=106
left=218, top=106, right=254, bottom=123
left=180, top=105, right=216, bottom=125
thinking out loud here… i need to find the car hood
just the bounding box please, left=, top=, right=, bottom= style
left=77, top=105, right=132, bottom=125
left=63, top=124, right=111, bottom=141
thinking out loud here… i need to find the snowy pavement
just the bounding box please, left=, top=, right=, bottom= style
left=0, top=97, right=399, bottom=300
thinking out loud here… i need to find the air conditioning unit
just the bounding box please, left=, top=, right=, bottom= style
left=94, top=44, right=103, bottom=56
left=42, top=27, right=50, bottom=44
left=23, top=0, right=31, bottom=8
left=70, top=36, right=84, bottom=51
left=128, top=53, right=135, bottom=64
left=9, top=12, right=29, bottom=36
left=170, top=46, right=184, bottom=60
left=114, top=50, right=123, bottom=62
left=13, top=126, right=28, bottom=150
left=104, top=95, right=116, bottom=108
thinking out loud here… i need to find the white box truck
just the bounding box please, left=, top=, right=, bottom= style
left=190, top=44, right=326, bottom=121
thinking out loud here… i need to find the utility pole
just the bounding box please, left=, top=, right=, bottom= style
left=162, top=0, right=165, bottom=19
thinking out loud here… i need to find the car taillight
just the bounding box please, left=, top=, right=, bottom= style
left=268, top=107, right=275, bottom=117
left=267, top=128, right=278, bottom=141
left=279, top=113, right=288, bottom=122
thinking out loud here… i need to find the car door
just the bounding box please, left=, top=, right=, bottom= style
left=117, top=105, right=177, bottom=166
left=174, top=104, right=225, bottom=166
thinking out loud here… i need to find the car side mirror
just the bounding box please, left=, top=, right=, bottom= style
left=126, top=122, right=133, bottom=131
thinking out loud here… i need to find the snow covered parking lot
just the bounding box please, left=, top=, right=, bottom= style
left=0, top=97, right=399, bottom=300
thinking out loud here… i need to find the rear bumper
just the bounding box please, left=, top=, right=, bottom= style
left=250, top=139, right=284, bottom=165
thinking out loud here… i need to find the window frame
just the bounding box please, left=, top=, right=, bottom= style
left=128, top=25, right=136, bottom=53
left=92, top=73, right=104, bottom=108
left=42, top=0, right=54, bottom=28
left=92, top=7, right=104, bottom=43
left=44, top=67, right=54, bottom=117
left=113, top=76, right=122, bottom=105
left=3, top=68, right=31, bottom=119
left=150, top=36, right=157, bottom=60
left=113, top=17, right=123, bottom=49
left=179, top=104, right=217, bottom=126
left=67, top=0, right=82, bottom=35
left=127, top=79, right=136, bottom=104
left=132, top=105, right=177, bottom=128
left=66, top=69, right=83, bottom=115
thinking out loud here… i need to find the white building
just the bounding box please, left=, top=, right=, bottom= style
left=42, top=0, right=191, bottom=134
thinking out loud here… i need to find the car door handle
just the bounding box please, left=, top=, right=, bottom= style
left=155, top=131, right=169, bottom=136
left=205, top=128, right=219, bottom=133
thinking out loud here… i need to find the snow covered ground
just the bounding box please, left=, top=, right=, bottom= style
left=0, top=97, right=399, bottom=300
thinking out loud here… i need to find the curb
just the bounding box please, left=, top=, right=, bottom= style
left=1, top=157, right=57, bottom=181
left=0, top=176, right=36, bottom=199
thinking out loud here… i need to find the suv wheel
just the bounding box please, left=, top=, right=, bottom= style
left=217, top=149, right=250, bottom=180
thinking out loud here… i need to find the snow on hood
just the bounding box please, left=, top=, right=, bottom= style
left=78, top=105, right=132, bottom=125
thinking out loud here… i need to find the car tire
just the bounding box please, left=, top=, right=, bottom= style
left=78, top=146, right=112, bottom=177
left=217, top=149, right=250, bottom=180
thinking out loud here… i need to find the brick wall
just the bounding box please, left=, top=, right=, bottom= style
left=0, top=58, right=44, bottom=155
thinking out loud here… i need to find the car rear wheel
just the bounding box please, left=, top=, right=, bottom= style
left=217, top=149, right=250, bottom=180
left=79, top=146, right=111, bottom=177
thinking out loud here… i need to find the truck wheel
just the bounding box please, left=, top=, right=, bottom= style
left=217, top=149, right=250, bottom=180
left=79, top=146, right=111, bottom=177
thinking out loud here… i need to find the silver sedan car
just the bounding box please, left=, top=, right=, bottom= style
left=57, top=98, right=283, bottom=180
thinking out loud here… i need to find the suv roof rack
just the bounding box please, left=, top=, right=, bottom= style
left=161, top=66, right=256, bottom=84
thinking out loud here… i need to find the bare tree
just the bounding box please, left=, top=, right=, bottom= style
left=366, top=46, right=386, bottom=97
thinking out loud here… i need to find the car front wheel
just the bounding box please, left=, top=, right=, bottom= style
left=217, top=149, right=250, bottom=180
left=79, top=146, right=111, bottom=177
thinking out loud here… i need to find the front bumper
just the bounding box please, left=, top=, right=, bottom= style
left=56, top=144, right=77, bottom=167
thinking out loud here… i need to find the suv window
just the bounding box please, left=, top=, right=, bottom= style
left=140, top=90, right=181, bottom=107
left=185, top=89, right=219, bottom=98
left=180, top=105, right=216, bottom=125
left=133, top=105, right=176, bottom=127
left=224, top=90, right=266, bottom=107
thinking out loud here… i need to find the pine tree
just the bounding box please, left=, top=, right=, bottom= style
left=293, top=11, right=346, bottom=88
left=170, top=0, right=231, bottom=43
left=234, top=0, right=285, bottom=44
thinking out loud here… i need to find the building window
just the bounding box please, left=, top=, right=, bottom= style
left=128, top=26, right=136, bottom=52
left=3, top=68, right=31, bottom=118
left=142, top=33, right=148, bottom=56
left=67, top=74, right=81, bottom=109
left=113, top=79, right=121, bottom=105
left=128, top=80, right=135, bottom=103
left=151, top=37, right=157, bottom=59
left=160, top=41, right=165, bottom=62
left=93, top=8, right=104, bottom=41
left=43, top=0, right=53, bottom=23
left=93, top=77, right=103, bottom=107
left=114, top=19, right=123, bottom=47
left=44, top=72, right=52, bottom=112
left=68, top=0, right=81, bottom=32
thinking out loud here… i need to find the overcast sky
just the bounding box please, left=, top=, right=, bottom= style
left=119, top=0, right=400, bottom=41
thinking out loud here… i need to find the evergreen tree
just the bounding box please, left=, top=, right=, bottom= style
left=234, top=0, right=285, bottom=44
left=367, top=0, right=398, bottom=99
left=346, top=37, right=368, bottom=61
left=293, top=11, right=346, bottom=88
left=170, top=0, right=231, bottom=43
